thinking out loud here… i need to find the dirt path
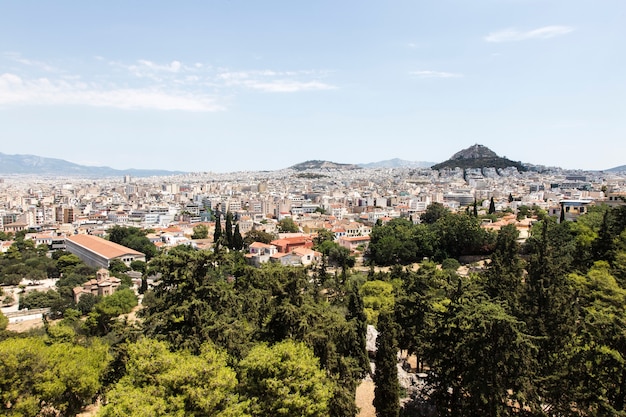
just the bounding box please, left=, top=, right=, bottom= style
left=356, top=379, right=376, bottom=417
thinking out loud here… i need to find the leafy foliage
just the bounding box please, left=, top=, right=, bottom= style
left=0, top=337, right=110, bottom=416
left=99, top=338, right=247, bottom=417
left=277, top=217, right=300, bottom=233
left=367, top=213, right=494, bottom=265
left=238, top=340, right=333, bottom=417
left=107, top=225, right=158, bottom=260
left=191, top=223, right=209, bottom=239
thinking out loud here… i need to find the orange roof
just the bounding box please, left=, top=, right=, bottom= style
left=340, top=236, right=371, bottom=242
left=292, top=247, right=321, bottom=257
left=250, top=242, right=276, bottom=249
left=67, top=234, right=145, bottom=260
left=271, top=236, right=312, bottom=245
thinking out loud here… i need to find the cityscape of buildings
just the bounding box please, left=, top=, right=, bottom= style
left=1, top=163, right=626, bottom=264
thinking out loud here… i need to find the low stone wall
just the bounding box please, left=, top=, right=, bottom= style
left=5, top=308, right=50, bottom=323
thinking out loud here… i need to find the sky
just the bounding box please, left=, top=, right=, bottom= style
left=0, top=1, right=625, bottom=173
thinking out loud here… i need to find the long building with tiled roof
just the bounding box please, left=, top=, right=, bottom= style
left=65, top=234, right=146, bottom=269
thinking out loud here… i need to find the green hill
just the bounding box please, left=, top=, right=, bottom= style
left=431, top=144, right=527, bottom=172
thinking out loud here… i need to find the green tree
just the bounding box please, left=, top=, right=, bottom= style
left=432, top=212, right=494, bottom=261
left=238, top=340, right=333, bottom=417
left=214, top=214, right=222, bottom=245
left=566, top=262, right=626, bottom=414
left=346, top=290, right=371, bottom=378
left=77, top=293, right=101, bottom=315
left=0, top=337, right=110, bottom=416
left=427, top=293, right=538, bottom=417
left=142, top=248, right=254, bottom=355
left=243, top=228, right=276, bottom=247
left=233, top=223, right=244, bottom=251
left=420, top=202, right=448, bottom=225
left=277, top=217, right=299, bottom=233
left=489, top=197, right=496, bottom=214
left=99, top=338, right=248, bottom=417
left=316, top=240, right=355, bottom=281
left=367, top=218, right=422, bottom=265
left=86, top=288, right=137, bottom=335
left=0, top=310, right=7, bottom=331
left=225, top=211, right=234, bottom=248
left=395, top=261, right=447, bottom=371
left=109, top=258, right=130, bottom=275
left=191, top=224, right=209, bottom=239
left=19, top=289, right=64, bottom=311
left=130, top=260, right=147, bottom=274
left=483, top=223, right=525, bottom=313
left=55, top=254, right=82, bottom=274
left=314, top=228, right=336, bottom=246
left=521, top=218, right=578, bottom=412
left=107, top=225, right=158, bottom=260
left=373, top=310, right=400, bottom=417
left=360, top=280, right=394, bottom=325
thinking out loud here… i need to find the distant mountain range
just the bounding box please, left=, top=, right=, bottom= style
left=606, top=165, right=626, bottom=173
left=358, top=158, right=435, bottom=169
left=289, top=158, right=435, bottom=171
left=289, top=160, right=361, bottom=171
left=1, top=149, right=623, bottom=176
left=0, top=152, right=185, bottom=177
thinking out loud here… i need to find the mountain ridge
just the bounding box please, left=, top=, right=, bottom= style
left=0, top=152, right=185, bottom=177
left=358, top=158, right=435, bottom=169
left=1, top=150, right=622, bottom=176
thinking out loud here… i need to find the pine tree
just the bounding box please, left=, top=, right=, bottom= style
left=373, top=311, right=400, bottom=417
left=489, top=197, right=496, bottom=214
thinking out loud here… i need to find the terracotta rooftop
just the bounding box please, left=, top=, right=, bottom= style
left=250, top=242, right=276, bottom=249
left=66, top=234, right=145, bottom=260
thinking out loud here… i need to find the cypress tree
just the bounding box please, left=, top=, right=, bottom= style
left=213, top=213, right=222, bottom=246
left=373, top=310, right=400, bottom=417
left=347, top=290, right=371, bottom=377
left=225, top=211, right=233, bottom=249
left=489, top=197, right=496, bottom=214
left=232, top=223, right=244, bottom=251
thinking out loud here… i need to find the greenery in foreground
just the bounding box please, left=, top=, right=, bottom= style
left=2, top=203, right=626, bottom=416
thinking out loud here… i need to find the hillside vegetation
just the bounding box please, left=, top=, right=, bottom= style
left=2, top=203, right=626, bottom=415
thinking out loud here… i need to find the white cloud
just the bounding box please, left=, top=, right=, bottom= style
left=0, top=55, right=337, bottom=112
left=216, top=70, right=336, bottom=92
left=485, top=25, right=574, bottom=42
left=244, top=80, right=336, bottom=93
left=411, top=70, right=463, bottom=79
left=4, top=52, right=60, bottom=72
left=0, top=73, right=222, bottom=111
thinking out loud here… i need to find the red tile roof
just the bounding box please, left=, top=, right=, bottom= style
left=67, top=234, right=145, bottom=260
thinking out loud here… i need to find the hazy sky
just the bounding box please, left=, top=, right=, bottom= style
left=1, top=1, right=624, bottom=173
